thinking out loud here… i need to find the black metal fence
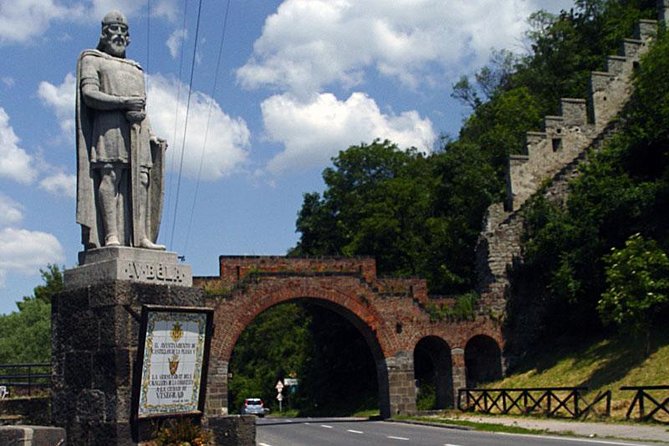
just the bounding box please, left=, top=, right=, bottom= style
left=457, top=387, right=612, bottom=419
left=0, top=363, right=50, bottom=397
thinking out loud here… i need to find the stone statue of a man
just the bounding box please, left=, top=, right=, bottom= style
left=76, top=10, right=167, bottom=250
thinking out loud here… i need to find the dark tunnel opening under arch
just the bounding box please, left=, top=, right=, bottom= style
left=228, top=298, right=383, bottom=417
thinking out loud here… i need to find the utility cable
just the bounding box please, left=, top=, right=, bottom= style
left=169, top=0, right=204, bottom=249
left=164, top=0, right=190, bottom=242
left=182, top=0, right=233, bottom=256
left=146, top=0, right=151, bottom=80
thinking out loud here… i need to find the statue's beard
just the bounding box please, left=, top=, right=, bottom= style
left=106, top=38, right=127, bottom=57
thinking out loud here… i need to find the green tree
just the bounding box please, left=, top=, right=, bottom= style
left=0, top=265, right=62, bottom=364
left=598, top=234, right=669, bottom=354
left=29, top=264, right=63, bottom=305
left=293, top=140, right=438, bottom=278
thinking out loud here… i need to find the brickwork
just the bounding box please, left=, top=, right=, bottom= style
left=195, top=256, right=503, bottom=417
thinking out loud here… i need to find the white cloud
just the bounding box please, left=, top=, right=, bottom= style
left=237, top=0, right=533, bottom=95
left=0, top=228, right=64, bottom=286
left=151, top=0, right=180, bottom=22
left=262, top=92, right=435, bottom=174
left=0, top=0, right=82, bottom=44
left=166, top=29, right=187, bottom=59
left=0, top=108, right=38, bottom=184
left=2, top=77, right=15, bottom=88
left=90, top=0, right=178, bottom=22
left=147, top=74, right=251, bottom=180
left=38, top=73, right=76, bottom=137
left=40, top=173, right=76, bottom=198
left=0, top=0, right=180, bottom=44
left=0, top=195, right=24, bottom=228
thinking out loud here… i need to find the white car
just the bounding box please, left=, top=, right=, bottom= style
left=241, top=398, right=266, bottom=417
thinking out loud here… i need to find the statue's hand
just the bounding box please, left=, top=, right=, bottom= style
left=123, top=96, right=145, bottom=111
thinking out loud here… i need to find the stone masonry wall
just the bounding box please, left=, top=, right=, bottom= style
left=506, top=20, right=656, bottom=212
left=52, top=281, right=206, bottom=445
left=477, top=20, right=658, bottom=313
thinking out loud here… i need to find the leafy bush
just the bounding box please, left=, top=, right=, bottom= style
left=598, top=233, right=669, bottom=353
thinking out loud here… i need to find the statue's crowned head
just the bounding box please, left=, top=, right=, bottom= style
left=98, top=10, right=130, bottom=58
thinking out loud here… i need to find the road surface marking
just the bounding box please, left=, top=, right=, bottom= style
left=445, top=444, right=463, bottom=446
left=347, top=429, right=364, bottom=434
left=258, top=443, right=272, bottom=446
left=321, top=425, right=333, bottom=429
left=388, top=435, right=410, bottom=440
left=498, top=432, right=651, bottom=445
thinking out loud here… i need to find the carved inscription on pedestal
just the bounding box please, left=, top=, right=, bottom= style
left=123, top=261, right=187, bottom=283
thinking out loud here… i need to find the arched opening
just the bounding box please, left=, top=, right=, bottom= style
left=228, top=298, right=384, bottom=417
left=465, top=335, right=502, bottom=387
left=413, top=336, right=453, bottom=410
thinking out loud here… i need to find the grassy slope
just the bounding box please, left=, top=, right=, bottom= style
left=490, top=328, right=669, bottom=419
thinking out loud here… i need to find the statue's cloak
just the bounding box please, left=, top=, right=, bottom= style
left=76, top=49, right=165, bottom=249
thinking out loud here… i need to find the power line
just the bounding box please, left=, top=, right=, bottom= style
left=183, top=0, right=233, bottom=255
left=164, top=0, right=190, bottom=243
left=146, top=0, right=151, bottom=78
left=169, top=0, right=205, bottom=249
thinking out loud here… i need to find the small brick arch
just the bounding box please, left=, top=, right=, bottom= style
left=465, top=334, right=503, bottom=387
left=414, top=336, right=453, bottom=409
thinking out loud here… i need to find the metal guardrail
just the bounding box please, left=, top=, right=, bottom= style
left=621, top=385, right=669, bottom=421
left=457, top=387, right=611, bottom=419
left=0, top=363, right=50, bottom=397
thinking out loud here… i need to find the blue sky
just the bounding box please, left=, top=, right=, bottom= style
left=0, top=0, right=572, bottom=313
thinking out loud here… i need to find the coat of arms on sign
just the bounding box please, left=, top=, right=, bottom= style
left=171, top=321, right=183, bottom=342
left=169, top=354, right=180, bottom=375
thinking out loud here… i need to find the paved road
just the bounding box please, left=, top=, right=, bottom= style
left=256, top=418, right=659, bottom=446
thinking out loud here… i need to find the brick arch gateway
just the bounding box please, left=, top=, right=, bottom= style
left=194, top=256, right=503, bottom=417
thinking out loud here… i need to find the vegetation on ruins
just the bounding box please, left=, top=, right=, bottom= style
left=513, top=17, right=669, bottom=354
left=233, top=0, right=667, bottom=413
left=293, top=0, right=666, bottom=347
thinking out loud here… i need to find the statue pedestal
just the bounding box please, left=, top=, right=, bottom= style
left=64, top=246, right=192, bottom=289
left=53, top=252, right=205, bottom=445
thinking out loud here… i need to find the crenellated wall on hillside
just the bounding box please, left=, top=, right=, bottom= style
left=476, top=19, right=658, bottom=315
left=506, top=20, right=657, bottom=212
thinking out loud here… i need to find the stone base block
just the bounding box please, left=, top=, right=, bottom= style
left=0, top=426, right=66, bottom=446
left=52, top=280, right=206, bottom=445
left=207, top=416, right=255, bottom=446
left=64, top=246, right=192, bottom=289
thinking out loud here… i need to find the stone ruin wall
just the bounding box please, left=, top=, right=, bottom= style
left=476, top=19, right=658, bottom=314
